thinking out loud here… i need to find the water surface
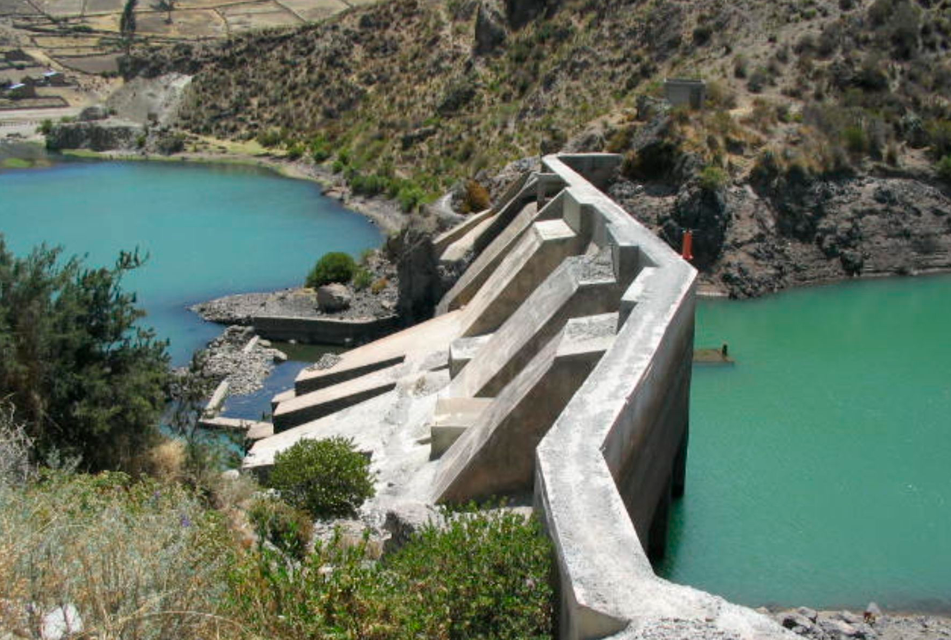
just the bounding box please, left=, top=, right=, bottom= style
left=0, top=157, right=382, bottom=364
left=658, top=275, right=951, bottom=612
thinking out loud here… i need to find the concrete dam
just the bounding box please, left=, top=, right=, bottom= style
left=244, top=154, right=795, bottom=639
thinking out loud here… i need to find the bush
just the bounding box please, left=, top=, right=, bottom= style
left=698, top=165, right=729, bottom=192
left=937, top=155, right=951, bottom=183
left=226, top=508, right=554, bottom=639
left=248, top=496, right=313, bottom=560
left=843, top=126, right=868, bottom=154
left=928, top=120, right=951, bottom=160
left=397, top=183, right=427, bottom=212
left=309, top=134, right=333, bottom=163
left=285, top=142, right=305, bottom=161
left=305, top=252, right=356, bottom=288
left=461, top=179, right=491, bottom=213
left=0, top=241, right=169, bottom=471
left=352, top=266, right=373, bottom=291
left=256, top=128, right=283, bottom=148
left=37, top=119, right=53, bottom=135
left=268, top=437, right=374, bottom=518
left=384, top=509, right=554, bottom=639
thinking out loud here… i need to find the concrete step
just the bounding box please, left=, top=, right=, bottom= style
left=274, top=363, right=405, bottom=431
left=433, top=313, right=618, bottom=503
left=294, top=310, right=463, bottom=395
left=459, top=218, right=582, bottom=337
left=430, top=397, right=494, bottom=458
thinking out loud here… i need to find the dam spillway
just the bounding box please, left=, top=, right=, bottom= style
left=248, top=153, right=796, bottom=639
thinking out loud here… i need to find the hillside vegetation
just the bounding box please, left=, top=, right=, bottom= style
left=128, top=0, right=951, bottom=295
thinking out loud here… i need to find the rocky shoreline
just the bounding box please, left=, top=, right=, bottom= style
left=772, top=606, right=951, bottom=640
left=181, top=325, right=288, bottom=399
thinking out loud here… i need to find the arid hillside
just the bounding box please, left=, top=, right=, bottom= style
left=130, top=0, right=951, bottom=295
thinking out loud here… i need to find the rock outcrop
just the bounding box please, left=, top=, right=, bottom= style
left=45, top=121, right=142, bottom=152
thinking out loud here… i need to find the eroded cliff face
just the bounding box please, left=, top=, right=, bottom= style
left=609, top=171, right=951, bottom=298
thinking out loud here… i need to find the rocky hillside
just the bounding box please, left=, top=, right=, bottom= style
left=125, top=0, right=951, bottom=296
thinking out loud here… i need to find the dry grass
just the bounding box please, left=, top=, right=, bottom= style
left=0, top=471, right=240, bottom=640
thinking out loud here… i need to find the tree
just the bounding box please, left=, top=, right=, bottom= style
left=120, top=0, right=137, bottom=47
left=0, top=236, right=170, bottom=471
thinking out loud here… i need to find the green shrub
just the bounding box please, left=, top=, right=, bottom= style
left=352, top=266, right=373, bottom=291
left=928, top=120, right=951, bottom=160
left=285, top=142, right=305, bottom=161
left=937, top=155, right=951, bottom=183
left=0, top=241, right=169, bottom=471
left=226, top=508, right=554, bottom=639
left=268, top=437, right=374, bottom=518
left=384, top=509, right=554, bottom=639
left=37, top=119, right=53, bottom=135
left=350, top=172, right=390, bottom=197
left=248, top=496, right=313, bottom=560
left=699, top=165, right=729, bottom=191
left=310, top=134, right=333, bottom=163
left=397, top=183, right=427, bottom=212
left=305, top=252, right=356, bottom=288
left=843, top=126, right=868, bottom=154
left=256, top=128, right=283, bottom=148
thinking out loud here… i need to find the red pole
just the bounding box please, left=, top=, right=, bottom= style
left=681, top=230, right=694, bottom=262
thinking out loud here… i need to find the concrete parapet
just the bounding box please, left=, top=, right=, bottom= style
left=533, top=155, right=791, bottom=640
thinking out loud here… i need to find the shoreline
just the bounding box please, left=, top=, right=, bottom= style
left=1, top=137, right=407, bottom=235
left=66, top=147, right=409, bottom=236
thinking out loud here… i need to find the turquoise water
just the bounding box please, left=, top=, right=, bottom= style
left=0, top=158, right=382, bottom=364
left=658, top=275, right=951, bottom=612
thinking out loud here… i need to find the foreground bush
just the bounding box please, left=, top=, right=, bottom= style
left=268, top=437, right=374, bottom=518
left=227, top=509, right=554, bottom=639
left=0, top=471, right=235, bottom=640
left=305, top=252, right=356, bottom=288
left=248, top=495, right=313, bottom=560
left=0, top=238, right=170, bottom=471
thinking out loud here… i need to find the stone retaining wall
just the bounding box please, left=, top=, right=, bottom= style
left=251, top=314, right=399, bottom=346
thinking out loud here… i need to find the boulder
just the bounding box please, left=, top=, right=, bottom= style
left=316, top=283, right=352, bottom=313
left=78, top=104, right=109, bottom=121
left=41, top=604, right=83, bottom=640
left=504, top=0, right=559, bottom=28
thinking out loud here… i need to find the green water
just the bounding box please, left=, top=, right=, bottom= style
left=0, top=156, right=382, bottom=365
left=658, top=275, right=951, bottom=612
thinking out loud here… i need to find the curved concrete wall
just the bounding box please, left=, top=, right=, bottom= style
left=533, top=156, right=793, bottom=640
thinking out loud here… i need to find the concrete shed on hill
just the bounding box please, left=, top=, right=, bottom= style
left=664, top=78, right=706, bottom=109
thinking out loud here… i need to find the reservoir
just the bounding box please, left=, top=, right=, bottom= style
left=659, top=275, right=951, bottom=613
left=3, top=154, right=949, bottom=613
left=0, top=157, right=382, bottom=365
